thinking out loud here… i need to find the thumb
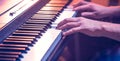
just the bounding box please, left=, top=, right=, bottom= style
left=81, top=12, right=96, bottom=18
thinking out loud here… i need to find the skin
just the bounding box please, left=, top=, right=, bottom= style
left=56, top=1, right=120, bottom=41
left=73, top=1, right=120, bottom=19
left=57, top=17, right=120, bottom=41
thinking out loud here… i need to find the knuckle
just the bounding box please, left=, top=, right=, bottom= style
left=78, top=21, right=81, bottom=25
left=78, top=17, right=84, bottom=21
left=66, top=23, right=71, bottom=26
left=64, top=18, right=70, bottom=22
left=87, top=3, right=93, bottom=9
left=71, top=28, right=76, bottom=32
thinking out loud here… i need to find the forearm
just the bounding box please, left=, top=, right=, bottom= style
left=107, top=6, right=120, bottom=17
left=101, top=22, right=120, bottom=41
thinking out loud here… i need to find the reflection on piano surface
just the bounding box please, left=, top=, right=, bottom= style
left=0, top=0, right=23, bottom=15
left=0, top=0, right=77, bottom=61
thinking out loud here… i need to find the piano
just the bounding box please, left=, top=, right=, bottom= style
left=0, top=0, right=77, bottom=61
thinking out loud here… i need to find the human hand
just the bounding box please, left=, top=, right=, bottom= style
left=56, top=17, right=105, bottom=37
left=72, top=1, right=113, bottom=19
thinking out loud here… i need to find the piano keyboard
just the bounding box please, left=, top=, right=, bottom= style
left=0, top=0, right=76, bottom=61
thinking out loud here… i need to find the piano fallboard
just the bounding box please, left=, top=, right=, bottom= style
left=0, top=0, right=49, bottom=42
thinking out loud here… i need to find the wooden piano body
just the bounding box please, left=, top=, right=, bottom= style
left=0, top=0, right=76, bottom=61
left=0, top=0, right=120, bottom=61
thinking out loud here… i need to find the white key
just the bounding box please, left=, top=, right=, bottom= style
left=21, top=29, right=61, bottom=61
left=21, top=8, right=76, bottom=61
left=51, top=8, right=76, bottom=28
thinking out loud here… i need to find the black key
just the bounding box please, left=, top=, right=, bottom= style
left=21, top=24, right=47, bottom=28
left=0, top=54, right=19, bottom=58
left=0, top=51, right=21, bottom=55
left=20, top=26, right=46, bottom=30
left=0, top=57, right=16, bottom=61
left=15, top=30, right=41, bottom=33
left=9, top=35, right=36, bottom=39
left=27, top=19, right=52, bottom=25
left=19, top=24, right=45, bottom=31
left=6, top=38, right=35, bottom=42
left=49, top=0, right=68, bottom=4
left=3, top=40, right=32, bottom=45
left=21, top=24, right=50, bottom=30
left=31, top=14, right=56, bottom=20
left=40, top=6, right=63, bottom=11
left=26, top=20, right=52, bottom=24
left=0, top=51, right=23, bottom=58
left=6, top=37, right=36, bottom=44
left=23, top=23, right=49, bottom=29
left=0, top=43, right=30, bottom=51
left=26, top=20, right=52, bottom=25
left=18, top=27, right=45, bottom=32
left=36, top=10, right=59, bottom=15
left=0, top=44, right=28, bottom=48
left=46, top=3, right=66, bottom=7
left=12, top=32, right=40, bottom=36
left=4, top=37, right=35, bottom=44
left=3, top=39, right=33, bottom=52
left=0, top=46, right=26, bottom=51
left=15, top=30, right=42, bottom=35
left=22, top=23, right=49, bottom=26
left=27, top=19, right=52, bottom=22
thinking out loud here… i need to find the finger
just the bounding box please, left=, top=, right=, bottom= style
left=58, top=22, right=80, bottom=30
left=56, top=18, right=79, bottom=29
left=62, top=35, right=66, bottom=40
left=63, top=27, right=81, bottom=36
left=73, top=1, right=88, bottom=8
left=81, top=12, right=96, bottom=18
left=73, top=4, right=91, bottom=11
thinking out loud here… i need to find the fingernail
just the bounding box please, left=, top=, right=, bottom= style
left=56, top=27, right=59, bottom=29
left=56, top=27, right=61, bottom=30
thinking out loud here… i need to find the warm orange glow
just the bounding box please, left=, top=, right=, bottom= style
left=0, top=0, right=38, bottom=29
left=91, top=0, right=109, bottom=6
left=0, top=0, right=22, bottom=14
left=70, top=0, right=82, bottom=6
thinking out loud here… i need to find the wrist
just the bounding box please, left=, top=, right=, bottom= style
left=107, top=6, right=120, bottom=17
left=101, top=22, right=120, bottom=41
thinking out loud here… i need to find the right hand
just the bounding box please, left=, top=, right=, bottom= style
left=57, top=17, right=105, bottom=37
